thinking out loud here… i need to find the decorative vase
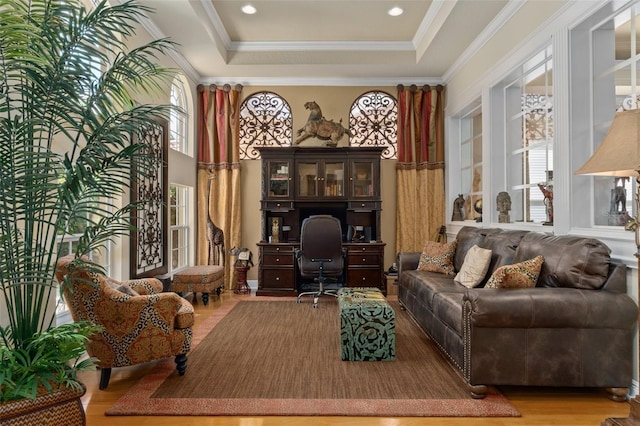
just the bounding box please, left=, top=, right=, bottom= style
left=0, top=383, right=86, bottom=426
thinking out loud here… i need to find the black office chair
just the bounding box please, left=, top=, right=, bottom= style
left=295, top=215, right=345, bottom=308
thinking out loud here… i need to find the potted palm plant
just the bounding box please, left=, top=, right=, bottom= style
left=0, top=0, right=177, bottom=423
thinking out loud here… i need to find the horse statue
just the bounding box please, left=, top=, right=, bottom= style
left=295, top=101, right=352, bottom=147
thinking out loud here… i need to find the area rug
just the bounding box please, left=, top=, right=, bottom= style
left=106, top=297, right=520, bottom=417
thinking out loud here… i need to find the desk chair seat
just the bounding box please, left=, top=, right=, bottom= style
left=295, top=215, right=345, bottom=308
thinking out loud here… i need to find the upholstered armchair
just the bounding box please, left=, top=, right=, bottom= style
left=55, top=255, right=194, bottom=390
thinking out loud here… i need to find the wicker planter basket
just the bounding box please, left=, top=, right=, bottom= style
left=0, top=383, right=86, bottom=426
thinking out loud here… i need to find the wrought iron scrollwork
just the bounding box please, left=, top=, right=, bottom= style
left=349, top=91, right=398, bottom=159
left=239, top=91, right=292, bottom=159
left=131, top=120, right=168, bottom=277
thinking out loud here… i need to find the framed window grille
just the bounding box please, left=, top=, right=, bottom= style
left=239, top=91, right=292, bottom=159
left=349, top=90, right=398, bottom=159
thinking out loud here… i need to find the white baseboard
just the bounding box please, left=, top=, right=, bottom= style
left=248, top=279, right=258, bottom=290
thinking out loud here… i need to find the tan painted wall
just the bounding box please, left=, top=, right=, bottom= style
left=238, top=85, right=398, bottom=280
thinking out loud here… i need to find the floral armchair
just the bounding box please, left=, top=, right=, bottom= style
left=55, top=255, right=194, bottom=390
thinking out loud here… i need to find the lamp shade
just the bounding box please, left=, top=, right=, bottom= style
left=575, top=108, right=640, bottom=177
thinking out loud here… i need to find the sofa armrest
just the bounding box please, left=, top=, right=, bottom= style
left=463, top=288, right=637, bottom=329
left=398, top=252, right=421, bottom=278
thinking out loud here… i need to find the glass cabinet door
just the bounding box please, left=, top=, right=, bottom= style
left=297, top=161, right=318, bottom=197
left=324, top=162, right=345, bottom=197
left=267, top=160, right=291, bottom=198
left=351, top=161, right=374, bottom=197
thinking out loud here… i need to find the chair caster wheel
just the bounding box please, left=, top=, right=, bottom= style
left=312, top=303, right=318, bottom=308
left=296, top=299, right=301, bottom=304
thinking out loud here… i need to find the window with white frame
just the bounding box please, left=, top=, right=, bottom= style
left=492, top=46, right=553, bottom=225
left=169, top=76, right=188, bottom=154
left=170, top=184, right=190, bottom=271
left=577, top=3, right=637, bottom=227
left=459, top=107, right=482, bottom=221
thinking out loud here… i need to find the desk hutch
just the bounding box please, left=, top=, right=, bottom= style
left=256, top=146, right=386, bottom=296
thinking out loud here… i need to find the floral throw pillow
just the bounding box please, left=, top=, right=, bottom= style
left=485, top=255, right=544, bottom=289
left=417, top=240, right=457, bottom=276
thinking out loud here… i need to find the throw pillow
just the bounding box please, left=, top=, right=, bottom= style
left=116, top=284, right=139, bottom=297
left=485, top=255, right=544, bottom=289
left=454, top=245, right=492, bottom=288
left=106, top=278, right=139, bottom=296
left=417, top=240, right=457, bottom=276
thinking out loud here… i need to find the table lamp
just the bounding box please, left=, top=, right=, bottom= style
left=575, top=108, right=640, bottom=249
left=576, top=108, right=640, bottom=421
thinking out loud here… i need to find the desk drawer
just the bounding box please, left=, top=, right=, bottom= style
left=347, top=253, right=379, bottom=266
left=346, top=269, right=382, bottom=288
left=263, top=253, right=295, bottom=266
left=261, top=269, right=295, bottom=290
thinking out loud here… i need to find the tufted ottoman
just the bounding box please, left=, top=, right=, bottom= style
left=171, top=265, right=224, bottom=306
left=338, top=287, right=396, bottom=361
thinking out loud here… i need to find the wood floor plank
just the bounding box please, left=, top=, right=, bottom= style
left=80, top=291, right=632, bottom=426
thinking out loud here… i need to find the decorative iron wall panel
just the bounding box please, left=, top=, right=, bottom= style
left=239, top=91, right=292, bottom=159
left=130, top=120, right=168, bottom=278
left=349, top=91, right=397, bottom=159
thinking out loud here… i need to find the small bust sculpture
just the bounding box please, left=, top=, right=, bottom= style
left=496, top=191, right=511, bottom=223
left=451, top=194, right=465, bottom=221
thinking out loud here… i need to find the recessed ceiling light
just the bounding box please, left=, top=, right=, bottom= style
left=388, top=6, right=403, bottom=17
left=241, top=4, right=257, bottom=15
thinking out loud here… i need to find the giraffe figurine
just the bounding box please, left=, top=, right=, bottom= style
left=206, top=183, right=224, bottom=266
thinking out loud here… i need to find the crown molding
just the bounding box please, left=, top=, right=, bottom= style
left=442, top=0, right=525, bottom=83
left=229, top=40, right=414, bottom=53
left=414, top=0, right=457, bottom=62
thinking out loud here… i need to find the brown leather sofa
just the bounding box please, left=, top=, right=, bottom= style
left=397, top=226, right=638, bottom=401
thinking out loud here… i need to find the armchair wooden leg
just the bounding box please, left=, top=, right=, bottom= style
left=98, top=367, right=112, bottom=390
left=175, top=353, right=188, bottom=376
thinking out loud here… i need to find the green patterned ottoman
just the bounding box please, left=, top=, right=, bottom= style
left=338, top=287, right=396, bottom=361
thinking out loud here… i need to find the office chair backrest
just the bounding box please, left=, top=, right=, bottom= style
left=299, top=215, right=344, bottom=276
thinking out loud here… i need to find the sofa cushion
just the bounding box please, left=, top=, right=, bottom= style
left=455, top=245, right=492, bottom=288
left=485, top=255, right=544, bottom=289
left=432, top=291, right=464, bottom=335
left=453, top=227, right=528, bottom=286
left=479, top=230, right=529, bottom=283
left=417, top=240, right=456, bottom=275
left=402, top=270, right=466, bottom=310
left=513, top=232, right=611, bottom=290
left=454, top=227, right=497, bottom=271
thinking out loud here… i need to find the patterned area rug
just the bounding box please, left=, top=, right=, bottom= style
left=106, top=297, right=520, bottom=417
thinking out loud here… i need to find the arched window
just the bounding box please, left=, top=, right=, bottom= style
left=349, top=91, right=398, bottom=159
left=239, top=91, right=292, bottom=159
left=169, top=75, right=189, bottom=154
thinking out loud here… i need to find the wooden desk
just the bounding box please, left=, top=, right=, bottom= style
left=256, top=241, right=386, bottom=297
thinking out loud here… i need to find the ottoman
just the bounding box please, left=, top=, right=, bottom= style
left=171, top=265, right=224, bottom=306
left=338, top=287, right=396, bottom=361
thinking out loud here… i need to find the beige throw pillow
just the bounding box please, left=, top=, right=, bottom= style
left=454, top=245, right=492, bottom=288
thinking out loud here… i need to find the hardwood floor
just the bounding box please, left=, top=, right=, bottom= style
left=80, top=291, right=632, bottom=426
